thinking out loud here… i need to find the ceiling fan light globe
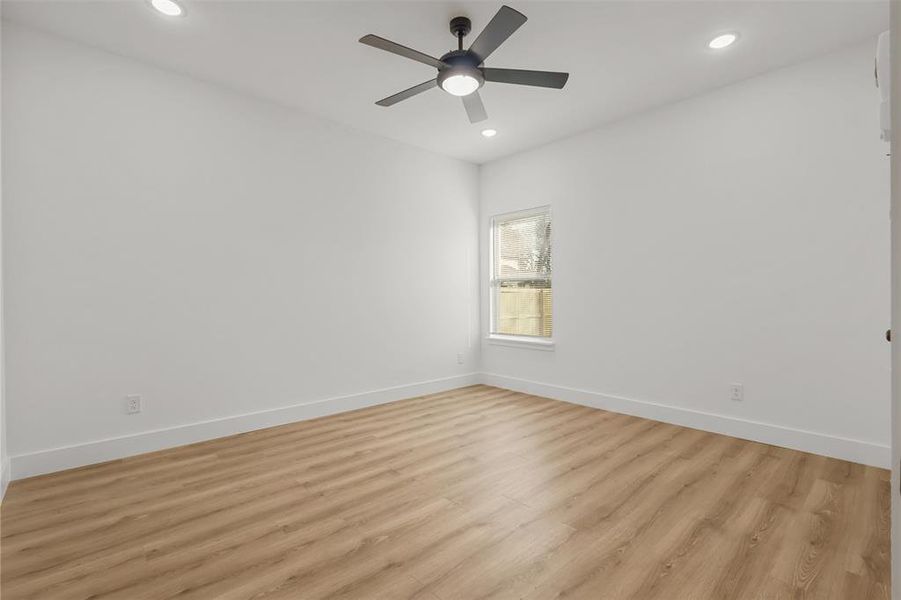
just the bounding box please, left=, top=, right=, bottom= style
left=441, top=74, right=480, bottom=97
left=437, top=64, right=484, bottom=97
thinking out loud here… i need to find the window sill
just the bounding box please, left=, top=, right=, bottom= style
left=485, top=334, right=556, bottom=351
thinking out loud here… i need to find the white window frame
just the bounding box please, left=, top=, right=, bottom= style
left=487, top=206, right=555, bottom=350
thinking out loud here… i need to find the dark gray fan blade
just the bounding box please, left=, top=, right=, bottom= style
left=468, top=5, right=527, bottom=62
left=359, top=34, right=446, bottom=69
left=462, top=91, right=488, bottom=123
left=375, top=79, right=438, bottom=107
left=482, top=68, right=569, bottom=89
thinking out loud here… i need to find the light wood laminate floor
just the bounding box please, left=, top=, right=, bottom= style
left=0, top=385, right=890, bottom=599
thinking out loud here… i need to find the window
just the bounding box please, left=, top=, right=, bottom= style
left=490, top=207, right=552, bottom=342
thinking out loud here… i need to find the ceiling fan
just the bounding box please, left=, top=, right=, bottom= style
left=359, top=5, right=569, bottom=124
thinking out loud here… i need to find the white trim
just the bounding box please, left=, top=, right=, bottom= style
left=9, top=371, right=888, bottom=481
left=489, top=205, right=552, bottom=223
left=9, top=373, right=479, bottom=480
left=478, top=372, right=890, bottom=468
left=485, top=334, right=555, bottom=351
left=1, top=458, right=9, bottom=502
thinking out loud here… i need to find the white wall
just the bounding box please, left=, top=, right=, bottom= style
left=889, top=2, right=900, bottom=595
left=480, top=40, right=891, bottom=466
left=1, top=23, right=479, bottom=477
left=0, top=8, right=7, bottom=499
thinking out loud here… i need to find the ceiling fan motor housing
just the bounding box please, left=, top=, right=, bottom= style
left=436, top=50, right=485, bottom=94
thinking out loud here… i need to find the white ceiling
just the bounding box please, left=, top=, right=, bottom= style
left=2, top=1, right=888, bottom=164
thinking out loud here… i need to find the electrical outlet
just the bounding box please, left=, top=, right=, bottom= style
left=126, top=394, right=142, bottom=414
left=456, top=353, right=465, bottom=365
left=730, top=384, right=744, bottom=402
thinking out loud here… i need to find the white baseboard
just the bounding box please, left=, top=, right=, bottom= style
left=9, top=370, right=889, bottom=480
left=10, top=373, right=479, bottom=480
left=1, top=457, right=9, bottom=502
left=479, top=373, right=890, bottom=469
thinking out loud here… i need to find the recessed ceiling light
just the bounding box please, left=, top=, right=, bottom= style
left=481, top=129, right=498, bottom=138
left=149, top=0, right=184, bottom=17
left=708, top=33, right=737, bottom=50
